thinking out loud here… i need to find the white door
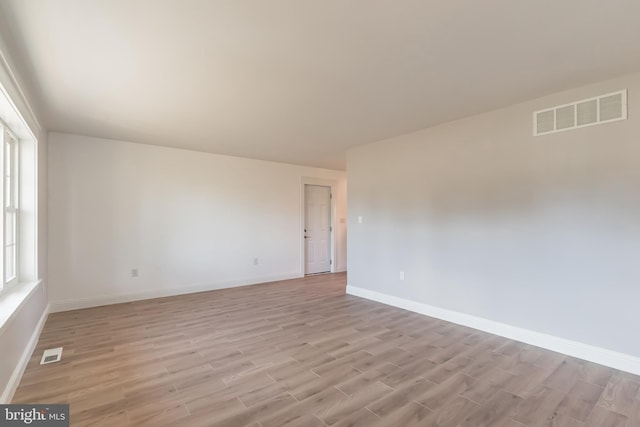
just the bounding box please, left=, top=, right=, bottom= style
left=305, top=185, right=331, bottom=274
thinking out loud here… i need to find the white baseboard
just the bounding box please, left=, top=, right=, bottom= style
left=346, top=285, right=640, bottom=376
left=50, top=273, right=302, bottom=313
left=1, top=303, right=49, bottom=403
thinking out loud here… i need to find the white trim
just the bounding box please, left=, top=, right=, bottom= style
left=346, top=285, right=640, bottom=376
left=4, top=131, right=20, bottom=286
left=0, top=302, right=49, bottom=404
left=0, top=61, right=40, bottom=291
left=0, top=49, right=41, bottom=139
left=300, top=177, right=338, bottom=276
left=50, top=273, right=302, bottom=313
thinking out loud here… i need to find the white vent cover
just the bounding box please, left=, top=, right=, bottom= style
left=40, top=347, right=63, bottom=365
left=534, top=90, right=627, bottom=136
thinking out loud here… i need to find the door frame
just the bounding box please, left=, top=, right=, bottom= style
left=300, top=177, right=337, bottom=276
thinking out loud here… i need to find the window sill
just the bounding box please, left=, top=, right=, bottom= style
left=0, top=279, right=42, bottom=334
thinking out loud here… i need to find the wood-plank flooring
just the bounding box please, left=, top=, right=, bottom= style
left=13, top=273, right=640, bottom=426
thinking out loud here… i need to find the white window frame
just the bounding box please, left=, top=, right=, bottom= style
left=0, top=120, right=19, bottom=291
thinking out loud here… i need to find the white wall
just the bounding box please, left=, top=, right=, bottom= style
left=347, top=72, right=640, bottom=369
left=0, top=283, right=48, bottom=402
left=48, top=133, right=346, bottom=311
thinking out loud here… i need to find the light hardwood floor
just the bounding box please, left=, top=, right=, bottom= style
left=13, top=273, right=640, bottom=426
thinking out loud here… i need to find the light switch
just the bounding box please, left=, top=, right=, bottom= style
left=357, top=216, right=363, bottom=224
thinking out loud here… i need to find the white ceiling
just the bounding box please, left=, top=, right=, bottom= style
left=1, top=0, right=639, bottom=170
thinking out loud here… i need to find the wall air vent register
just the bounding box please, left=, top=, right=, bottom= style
left=534, top=90, right=627, bottom=136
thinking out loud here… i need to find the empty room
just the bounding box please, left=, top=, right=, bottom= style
left=1, top=1, right=639, bottom=426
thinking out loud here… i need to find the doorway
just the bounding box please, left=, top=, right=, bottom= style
left=304, top=184, right=332, bottom=275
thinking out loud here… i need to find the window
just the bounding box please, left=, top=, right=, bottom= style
left=0, top=68, right=38, bottom=301
left=0, top=122, right=19, bottom=291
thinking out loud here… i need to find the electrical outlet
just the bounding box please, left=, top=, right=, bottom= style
left=399, top=271, right=405, bottom=281
left=358, top=216, right=363, bottom=224
left=253, top=258, right=259, bottom=266
left=131, top=268, right=139, bottom=278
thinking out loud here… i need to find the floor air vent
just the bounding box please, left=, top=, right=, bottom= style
left=534, top=89, right=627, bottom=136
left=40, top=347, right=63, bottom=365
